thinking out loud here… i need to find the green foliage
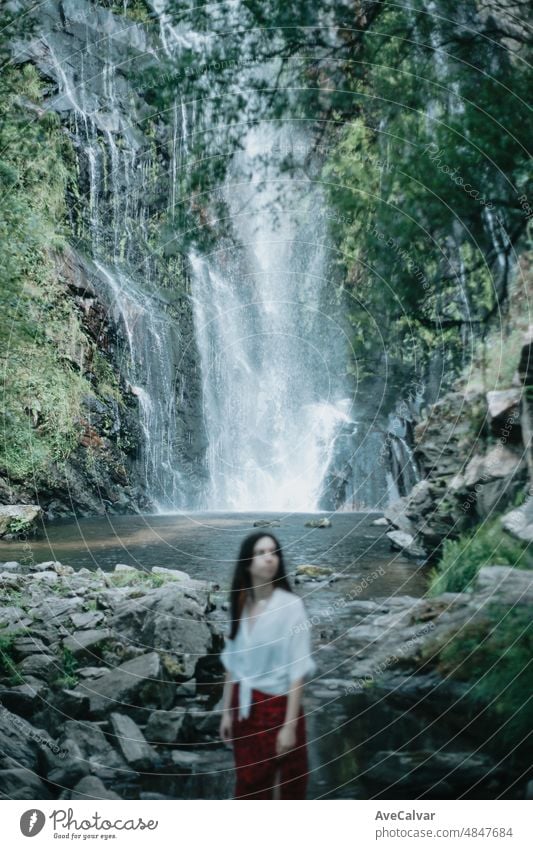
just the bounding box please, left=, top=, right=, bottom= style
left=428, top=518, right=531, bottom=595
left=55, top=646, right=79, bottom=689
left=98, top=0, right=154, bottom=24
left=127, top=0, right=532, bottom=377
left=0, top=62, right=95, bottom=481
left=0, top=632, right=22, bottom=681
left=47, top=581, right=74, bottom=597
left=430, top=603, right=532, bottom=750
left=0, top=588, right=26, bottom=610
left=6, top=516, right=33, bottom=536
left=108, top=570, right=166, bottom=589
left=322, top=1, right=532, bottom=376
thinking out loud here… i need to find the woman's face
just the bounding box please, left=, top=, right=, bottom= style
left=248, top=536, right=280, bottom=585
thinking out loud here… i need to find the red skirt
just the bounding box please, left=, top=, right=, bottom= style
left=230, top=683, right=309, bottom=799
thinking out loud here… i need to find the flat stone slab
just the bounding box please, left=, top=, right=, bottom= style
left=73, top=651, right=174, bottom=718
left=62, top=628, right=114, bottom=659
left=110, top=712, right=157, bottom=770
left=70, top=775, right=121, bottom=800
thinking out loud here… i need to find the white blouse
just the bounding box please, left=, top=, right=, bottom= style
left=220, top=588, right=316, bottom=720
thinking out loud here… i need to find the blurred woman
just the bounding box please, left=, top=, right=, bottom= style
left=219, top=531, right=315, bottom=799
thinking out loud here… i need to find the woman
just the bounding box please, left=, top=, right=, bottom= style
left=219, top=531, right=316, bottom=799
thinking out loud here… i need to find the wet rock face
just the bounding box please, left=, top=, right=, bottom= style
left=0, top=505, right=43, bottom=539
left=382, top=341, right=531, bottom=556
left=0, top=561, right=231, bottom=800
left=5, top=2, right=208, bottom=515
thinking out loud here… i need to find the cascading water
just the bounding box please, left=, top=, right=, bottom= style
left=20, top=0, right=379, bottom=513
left=189, top=127, right=357, bottom=510
left=20, top=0, right=198, bottom=510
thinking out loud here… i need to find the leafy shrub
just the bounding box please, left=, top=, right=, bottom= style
left=428, top=517, right=531, bottom=595
left=55, top=647, right=79, bottom=688
left=0, top=633, right=22, bottom=682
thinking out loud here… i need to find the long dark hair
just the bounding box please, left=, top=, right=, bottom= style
left=229, top=532, right=292, bottom=640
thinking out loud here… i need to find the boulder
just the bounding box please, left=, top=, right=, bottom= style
left=69, top=610, right=105, bottom=629
left=62, top=628, right=114, bottom=659
left=486, top=389, right=521, bottom=439
left=0, top=606, right=31, bottom=629
left=295, top=564, right=334, bottom=579
left=175, top=680, right=196, bottom=698
left=73, top=651, right=175, bottom=719
left=54, top=563, right=75, bottom=577
left=403, top=480, right=433, bottom=517
left=502, top=497, right=533, bottom=543
left=475, top=566, right=533, bottom=605
left=45, top=737, right=90, bottom=788
left=464, top=445, right=523, bottom=486
left=253, top=519, right=281, bottom=527
left=386, top=531, right=427, bottom=559
left=70, top=775, right=121, bottom=800
left=170, top=750, right=204, bottom=772
left=60, top=719, right=126, bottom=779
left=18, top=654, right=57, bottom=683
left=109, top=712, right=157, bottom=770
left=54, top=688, right=91, bottom=719
left=11, top=637, right=49, bottom=659
left=0, top=767, right=50, bottom=799
left=461, top=444, right=526, bottom=518
left=0, top=505, right=42, bottom=538
left=0, top=706, right=44, bottom=770
left=384, top=498, right=415, bottom=534
left=0, top=679, right=48, bottom=717
left=305, top=517, right=332, bottom=528
left=181, top=708, right=222, bottom=741
left=0, top=561, right=22, bottom=572
left=111, top=585, right=214, bottom=680
left=31, top=570, right=59, bottom=585
left=152, top=566, right=191, bottom=581
left=29, top=596, right=84, bottom=622
left=145, top=708, right=186, bottom=744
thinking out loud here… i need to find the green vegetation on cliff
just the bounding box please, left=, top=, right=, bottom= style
left=322, top=2, right=532, bottom=379
left=428, top=515, right=531, bottom=595
left=135, top=0, right=531, bottom=386
left=0, top=63, right=99, bottom=482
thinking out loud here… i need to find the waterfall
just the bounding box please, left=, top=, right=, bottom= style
left=20, top=0, right=199, bottom=510
left=188, top=126, right=356, bottom=510
left=20, top=0, right=378, bottom=513
left=92, top=261, right=186, bottom=508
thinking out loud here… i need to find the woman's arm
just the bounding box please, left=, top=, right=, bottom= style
left=276, top=676, right=304, bottom=756
left=219, top=670, right=234, bottom=744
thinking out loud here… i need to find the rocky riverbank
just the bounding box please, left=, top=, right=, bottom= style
left=381, top=326, right=533, bottom=560
left=0, top=561, right=232, bottom=800
left=1, top=546, right=531, bottom=799
left=307, top=562, right=532, bottom=799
